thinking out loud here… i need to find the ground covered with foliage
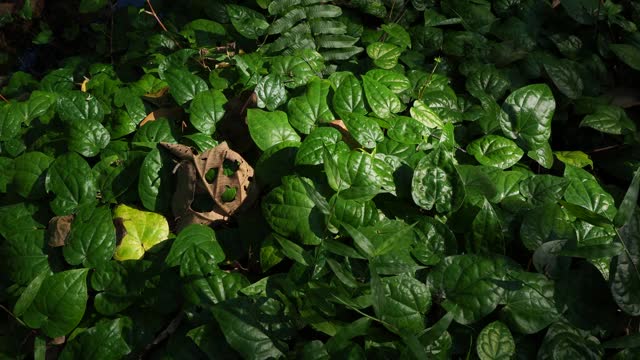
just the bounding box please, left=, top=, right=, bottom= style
left=1, top=0, right=640, bottom=358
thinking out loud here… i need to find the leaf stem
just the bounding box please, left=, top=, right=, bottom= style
left=0, top=93, right=9, bottom=103
left=0, top=304, right=26, bottom=327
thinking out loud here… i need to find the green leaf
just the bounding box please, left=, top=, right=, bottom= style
left=57, top=91, right=104, bottom=123
left=40, top=68, right=74, bottom=93
left=133, top=117, right=177, bottom=145
left=226, top=4, right=269, bottom=39
left=410, top=100, right=445, bottom=129
left=467, top=135, right=524, bottom=169
left=211, top=299, right=286, bottom=360
left=519, top=175, right=569, bottom=207
left=59, top=318, right=131, bottom=360
left=466, top=65, right=510, bottom=100
left=247, top=109, right=301, bottom=151
left=614, top=168, right=640, bottom=228
left=270, top=50, right=325, bottom=89
left=555, top=151, right=593, bottom=169
left=332, top=73, right=366, bottom=119
left=295, top=127, right=344, bottom=166
left=387, top=115, right=431, bottom=144
left=79, top=0, right=108, bottom=13
left=371, top=273, right=431, bottom=333
left=113, top=204, right=170, bottom=261
left=22, top=91, right=57, bottom=124
left=12, top=151, right=53, bottom=199
left=287, top=77, right=333, bottom=134
left=610, top=211, right=640, bottom=316
left=543, top=59, right=584, bottom=99
left=166, top=224, right=225, bottom=268
left=362, top=74, right=403, bottom=119
left=161, top=67, right=208, bottom=105
left=256, top=74, right=287, bottom=111
left=138, top=147, right=173, bottom=213
left=476, top=321, right=515, bottom=360
left=580, top=105, right=636, bottom=135
left=564, top=165, right=617, bottom=221
left=560, top=0, right=599, bottom=24
left=500, top=84, right=555, bottom=150
left=367, top=42, right=402, bottom=69
left=471, top=198, right=504, bottom=254
left=0, top=230, right=50, bottom=285
left=13, top=271, right=50, bottom=317
left=381, top=23, right=411, bottom=49
left=412, top=217, right=455, bottom=266
left=67, top=115, right=111, bottom=157
left=538, top=321, right=603, bottom=359
left=187, top=270, right=249, bottom=305
left=428, top=255, right=506, bottom=324
left=520, top=203, right=574, bottom=250
left=262, top=176, right=324, bottom=245
left=324, top=149, right=387, bottom=196
left=0, top=103, right=22, bottom=141
left=189, top=89, right=227, bottom=135
left=610, top=44, right=640, bottom=71
left=342, top=113, right=383, bottom=149
left=22, top=269, right=89, bottom=338
left=527, top=142, right=554, bottom=169
left=45, top=152, right=98, bottom=215
left=273, top=233, right=308, bottom=265
left=500, top=271, right=561, bottom=334
left=63, top=205, right=116, bottom=268
left=366, top=69, right=411, bottom=94
left=412, top=146, right=465, bottom=213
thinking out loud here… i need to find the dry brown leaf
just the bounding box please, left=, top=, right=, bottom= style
left=160, top=142, right=258, bottom=231
left=328, top=120, right=360, bottom=149
left=140, top=107, right=183, bottom=127
left=142, top=87, right=172, bottom=107
left=47, top=215, right=74, bottom=247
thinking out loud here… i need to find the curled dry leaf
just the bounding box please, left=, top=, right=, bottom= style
left=47, top=214, right=74, bottom=247
left=140, top=107, right=184, bottom=127
left=160, top=141, right=258, bottom=231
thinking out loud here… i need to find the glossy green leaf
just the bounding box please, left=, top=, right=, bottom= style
left=324, top=149, right=388, bottom=196
left=57, top=91, right=104, bottom=124
left=113, top=204, right=170, bottom=261
left=614, top=168, right=640, bottom=228
left=471, top=198, right=504, bottom=254
left=342, top=113, right=383, bottom=149
left=543, top=59, right=583, bottom=99
left=226, top=4, right=269, bottom=39
left=256, top=74, right=287, bottom=111
left=412, top=146, right=465, bottom=213
left=0, top=230, right=50, bottom=285
left=332, top=73, right=366, bottom=119
left=527, top=142, right=554, bottom=169
left=500, top=271, right=561, bottom=334
left=500, top=84, right=555, bottom=150
left=161, top=67, right=208, bottom=105
left=387, top=115, right=430, bottom=144
left=270, top=50, right=325, bottom=89
left=467, top=135, right=524, bottom=169
left=610, top=44, right=640, bottom=71
left=362, top=74, right=403, bottom=119
left=564, top=165, right=617, bottom=221
left=189, top=89, right=227, bottom=135
left=295, top=127, right=344, bottom=165
left=580, top=105, right=636, bottom=135
left=610, top=211, right=640, bottom=316
left=287, top=77, right=333, bottom=134
left=476, top=321, right=515, bottom=360
left=466, top=65, right=510, bottom=100
left=12, top=151, right=53, bottom=199
left=555, top=151, right=593, bottom=169
left=428, top=255, right=506, bottom=324
left=371, top=273, right=431, bottom=333
left=138, top=147, right=173, bottom=213
left=59, top=318, right=131, bottom=360
left=22, top=269, right=89, bottom=337
left=410, top=100, right=445, bottom=129
left=520, top=203, right=574, bottom=250
left=211, top=299, right=287, bottom=360
left=67, top=114, right=111, bottom=157
left=519, top=175, right=569, bottom=207
left=132, top=117, right=177, bottom=145
left=45, top=152, right=98, bottom=215
left=262, top=176, right=324, bottom=245
left=366, top=69, right=411, bottom=94
left=247, top=109, right=300, bottom=151
left=538, top=321, right=603, bottom=359
left=412, top=217, right=456, bottom=266
left=187, top=270, right=249, bottom=305
left=166, top=224, right=225, bottom=267
left=367, top=42, right=402, bottom=69
left=63, top=205, right=116, bottom=268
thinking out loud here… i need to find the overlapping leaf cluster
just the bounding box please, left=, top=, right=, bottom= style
left=1, top=0, right=640, bottom=358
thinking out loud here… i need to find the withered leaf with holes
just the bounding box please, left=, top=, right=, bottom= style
left=160, top=141, right=258, bottom=231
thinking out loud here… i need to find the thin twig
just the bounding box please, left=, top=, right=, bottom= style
left=589, top=144, right=621, bottom=154
left=146, top=0, right=168, bottom=32
left=0, top=93, right=9, bottom=103
left=0, top=304, right=26, bottom=327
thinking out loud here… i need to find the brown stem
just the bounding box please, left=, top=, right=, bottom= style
left=146, top=0, right=168, bottom=32
left=0, top=94, right=9, bottom=103
left=589, top=144, right=621, bottom=154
